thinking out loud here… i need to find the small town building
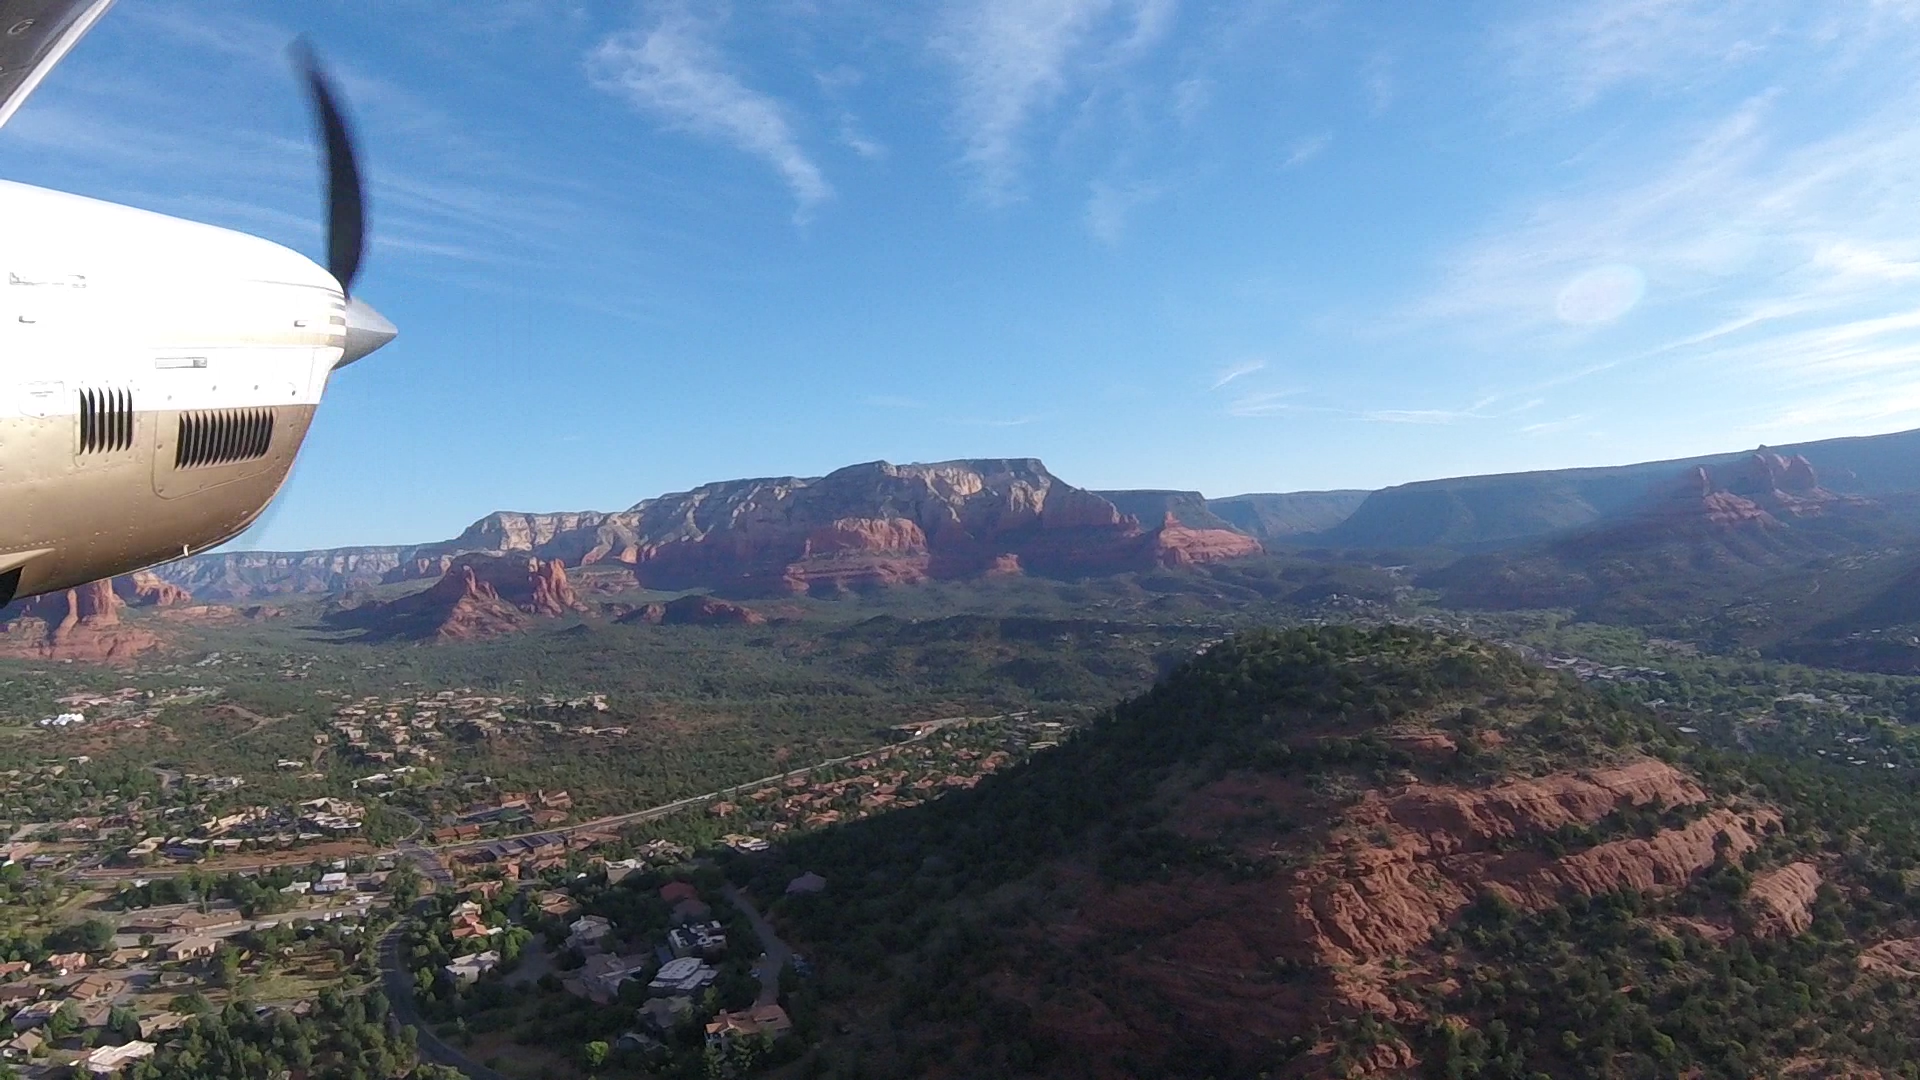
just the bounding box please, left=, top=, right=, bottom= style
left=444, top=951, right=500, bottom=986
left=637, top=994, right=694, bottom=1032
left=139, top=1013, right=188, bottom=1039
left=667, top=921, right=726, bottom=959
left=647, top=957, right=717, bottom=996
left=10, top=1000, right=59, bottom=1029
left=570, top=953, right=651, bottom=1004
left=44, top=952, right=88, bottom=975
left=167, top=910, right=244, bottom=935
left=567, top=915, right=612, bottom=949
left=68, top=973, right=126, bottom=1003
left=2, top=1029, right=43, bottom=1059
left=167, top=936, right=219, bottom=962
left=0, top=983, right=42, bottom=1007
left=705, top=1004, right=793, bottom=1051
left=81, top=1040, right=155, bottom=1076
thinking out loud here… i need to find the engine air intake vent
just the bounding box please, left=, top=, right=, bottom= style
left=176, top=408, right=274, bottom=469
left=78, top=388, right=133, bottom=454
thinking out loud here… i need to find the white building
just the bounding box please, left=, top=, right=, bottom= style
left=647, top=956, right=717, bottom=996
left=444, top=951, right=501, bottom=986
left=567, top=914, right=612, bottom=950
left=83, top=1040, right=155, bottom=1075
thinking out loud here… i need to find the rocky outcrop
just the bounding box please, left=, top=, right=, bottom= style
left=1658, top=466, right=1779, bottom=527
left=1495, top=808, right=1771, bottom=908
left=1383, top=760, right=1707, bottom=852
left=0, top=578, right=162, bottom=663
left=116, top=571, right=192, bottom=607
left=1646, top=451, right=1859, bottom=531
left=1148, top=513, right=1264, bottom=567
left=327, top=554, right=584, bottom=641
left=1860, top=937, right=1920, bottom=978
left=618, top=595, right=768, bottom=627
left=1745, top=861, right=1822, bottom=937
left=1282, top=761, right=1740, bottom=966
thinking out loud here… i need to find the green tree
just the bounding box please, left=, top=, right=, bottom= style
left=583, top=1040, right=610, bottom=1070
left=214, top=945, right=241, bottom=987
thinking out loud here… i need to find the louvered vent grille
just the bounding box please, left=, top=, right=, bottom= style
left=78, top=389, right=133, bottom=454
left=176, top=408, right=274, bottom=469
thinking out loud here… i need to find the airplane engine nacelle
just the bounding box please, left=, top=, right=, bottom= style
left=0, top=179, right=377, bottom=602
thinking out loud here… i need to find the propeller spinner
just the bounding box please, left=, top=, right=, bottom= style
left=289, top=39, right=395, bottom=368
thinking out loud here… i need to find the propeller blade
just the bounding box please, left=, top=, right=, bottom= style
left=289, top=39, right=366, bottom=296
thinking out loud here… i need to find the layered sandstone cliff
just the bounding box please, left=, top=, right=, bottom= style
left=154, top=459, right=1265, bottom=601
left=0, top=578, right=163, bottom=663
left=327, top=554, right=586, bottom=641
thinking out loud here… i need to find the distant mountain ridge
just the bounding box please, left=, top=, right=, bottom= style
left=1207, top=489, right=1373, bottom=539
left=1326, top=427, right=1920, bottom=549
left=161, top=459, right=1267, bottom=600
left=147, top=428, right=1920, bottom=603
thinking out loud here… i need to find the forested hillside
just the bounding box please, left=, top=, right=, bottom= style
left=734, top=627, right=1920, bottom=1079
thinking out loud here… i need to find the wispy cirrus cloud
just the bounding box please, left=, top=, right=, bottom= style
left=936, top=0, right=1177, bottom=203
left=1520, top=414, right=1588, bottom=435
left=1084, top=179, right=1164, bottom=245
left=1282, top=133, right=1330, bottom=170
left=589, top=5, right=830, bottom=218
left=1496, top=0, right=1781, bottom=110
left=1228, top=390, right=1303, bottom=417
left=1412, top=72, right=1920, bottom=431
left=1362, top=408, right=1475, bottom=425
left=838, top=116, right=887, bottom=160
left=1210, top=358, right=1266, bottom=390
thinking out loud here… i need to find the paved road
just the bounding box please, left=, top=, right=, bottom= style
left=430, top=722, right=975, bottom=859
left=724, top=885, right=791, bottom=1007
left=398, top=839, right=454, bottom=892
left=379, top=911, right=509, bottom=1080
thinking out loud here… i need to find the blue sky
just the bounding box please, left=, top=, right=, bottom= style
left=6, top=0, right=1920, bottom=549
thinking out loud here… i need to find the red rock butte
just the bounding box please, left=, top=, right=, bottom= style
left=0, top=572, right=182, bottom=662
left=402, top=459, right=1262, bottom=598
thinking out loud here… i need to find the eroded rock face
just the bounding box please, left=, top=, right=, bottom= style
left=329, top=554, right=585, bottom=640
left=1150, top=513, right=1264, bottom=567
left=1654, top=452, right=1860, bottom=528
left=1745, top=861, right=1822, bottom=937
left=0, top=579, right=161, bottom=663
left=116, top=571, right=192, bottom=607
left=152, top=458, right=1265, bottom=600
left=1860, top=937, right=1920, bottom=978
left=426, top=460, right=1260, bottom=597
left=1383, top=761, right=1708, bottom=856
left=1026, top=753, right=1783, bottom=1077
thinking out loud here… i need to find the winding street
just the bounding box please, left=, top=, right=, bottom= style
left=724, top=885, right=792, bottom=1007
left=379, top=908, right=509, bottom=1080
